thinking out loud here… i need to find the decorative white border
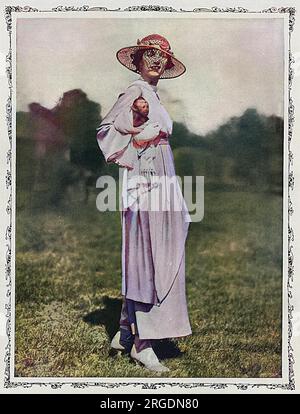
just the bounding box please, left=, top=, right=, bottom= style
left=3, top=5, right=296, bottom=391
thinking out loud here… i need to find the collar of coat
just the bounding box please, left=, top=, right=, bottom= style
left=134, top=77, right=159, bottom=93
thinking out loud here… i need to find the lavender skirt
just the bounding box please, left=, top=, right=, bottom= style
left=120, top=142, right=192, bottom=340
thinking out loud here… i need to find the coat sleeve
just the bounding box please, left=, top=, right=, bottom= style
left=96, top=84, right=144, bottom=170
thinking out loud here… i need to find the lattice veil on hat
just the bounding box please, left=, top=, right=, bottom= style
left=116, top=34, right=186, bottom=79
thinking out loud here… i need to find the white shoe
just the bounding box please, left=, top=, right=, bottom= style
left=130, top=344, right=170, bottom=373
left=110, top=331, right=125, bottom=351
left=110, top=330, right=134, bottom=355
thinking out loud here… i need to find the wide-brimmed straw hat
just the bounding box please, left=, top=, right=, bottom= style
left=116, top=34, right=186, bottom=79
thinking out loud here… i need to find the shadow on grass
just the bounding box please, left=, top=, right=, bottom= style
left=83, top=296, right=122, bottom=340
left=152, top=339, right=183, bottom=361
left=83, top=296, right=184, bottom=360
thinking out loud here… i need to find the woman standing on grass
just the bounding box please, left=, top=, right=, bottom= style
left=96, top=34, right=191, bottom=373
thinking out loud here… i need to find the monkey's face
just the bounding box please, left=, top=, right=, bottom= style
left=132, top=97, right=149, bottom=117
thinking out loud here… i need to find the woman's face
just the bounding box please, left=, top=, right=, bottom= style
left=139, top=48, right=168, bottom=80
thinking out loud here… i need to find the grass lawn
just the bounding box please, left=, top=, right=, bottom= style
left=15, top=190, right=283, bottom=378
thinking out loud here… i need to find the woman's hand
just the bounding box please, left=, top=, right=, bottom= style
left=133, top=128, right=168, bottom=148
left=133, top=122, right=162, bottom=142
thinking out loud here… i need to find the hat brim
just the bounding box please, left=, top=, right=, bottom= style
left=116, top=45, right=186, bottom=79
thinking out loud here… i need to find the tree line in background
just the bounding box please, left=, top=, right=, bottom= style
left=16, top=88, right=283, bottom=210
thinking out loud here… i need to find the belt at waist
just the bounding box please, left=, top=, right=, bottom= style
left=134, top=136, right=170, bottom=150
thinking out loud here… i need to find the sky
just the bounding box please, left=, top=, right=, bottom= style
left=16, top=16, right=285, bottom=135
